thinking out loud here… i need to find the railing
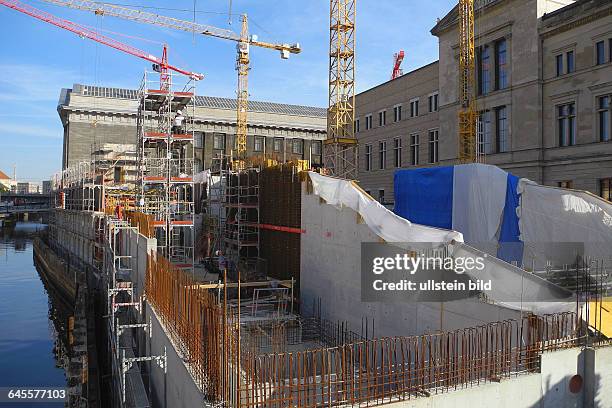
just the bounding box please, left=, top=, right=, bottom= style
left=145, top=254, right=580, bottom=408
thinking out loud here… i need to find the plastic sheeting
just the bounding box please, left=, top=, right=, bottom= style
left=498, top=174, right=523, bottom=264
left=452, top=164, right=507, bottom=248
left=518, top=180, right=612, bottom=268
left=394, top=166, right=453, bottom=229
left=451, top=243, right=576, bottom=314
left=308, top=172, right=463, bottom=247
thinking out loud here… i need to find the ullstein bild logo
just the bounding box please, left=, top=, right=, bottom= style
left=361, top=243, right=492, bottom=302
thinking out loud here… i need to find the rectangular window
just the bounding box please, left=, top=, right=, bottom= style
left=558, top=181, right=573, bottom=189
left=478, top=45, right=491, bottom=95
left=496, top=106, right=508, bottom=153
left=596, top=41, right=605, bottom=65
left=378, top=110, right=386, bottom=126
left=477, top=110, right=492, bottom=154
left=557, top=103, right=576, bottom=147
left=379, top=141, right=387, bottom=169
left=273, top=138, right=283, bottom=152
left=292, top=139, right=303, bottom=155
left=365, top=144, right=372, bottom=171
left=393, top=105, right=402, bottom=122
left=410, top=134, right=419, bottom=165
left=598, top=95, right=611, bottom=142
left=213, top=133, right=226, bottom=150
left=393, top=137, right=402, bottom=167
left=354, top=119, right=360, bottom=133
left=311, top=140, right=322, bottom=155
left=601, top=178, right=612, bottom=201
left=410, top=99, right=419, bottom=117
left=556, top=54, right=563, bottom=77
left=566, top=51, right=575, bottom=73
left=193, top=132, right=204, bottom=148
left=254, top=136, right=264, bottom=152
left=428, top=130, right=439, bottom=163
left=428, top=93, right=439, bottom=112
left=495, top=39, right=508, bottom=89
left=365, top=114, right=372, bottom=130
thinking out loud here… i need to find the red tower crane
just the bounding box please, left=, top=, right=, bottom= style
left=391, top=50, right=405, bottom=80
left=0, top=0, right=204, bottom=83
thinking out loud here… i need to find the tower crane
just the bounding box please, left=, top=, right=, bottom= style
left=325, top=0, right=357, bottom=179
left=40, top=0, right=301, bottom=160
left=0, top=0, right=203, bottom=85
left=391, top=50, right=405, bottom=80
left=457, top=0, right=478, bottom=163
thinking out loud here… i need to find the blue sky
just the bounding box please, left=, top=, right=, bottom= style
left=0, top=0, right=454, bottom=181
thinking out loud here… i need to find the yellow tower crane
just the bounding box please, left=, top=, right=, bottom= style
left=457, top=0, right=479, bottom=163
left=325, top=0, right=357, bottom=179
left=41, top=0, right=301, bottom=160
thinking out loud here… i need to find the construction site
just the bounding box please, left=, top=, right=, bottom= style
left=2, top=0, right=612, bottom=407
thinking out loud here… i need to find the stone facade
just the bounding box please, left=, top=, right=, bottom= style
left=355, top=62, right=440, bottom=204
left=356, top=0, right=612, bottom=204
left=58, top=84, right=327, bottom=170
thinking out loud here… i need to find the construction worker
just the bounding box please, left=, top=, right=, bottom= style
left=173, top=110, right=185, bottom=134
left=216, top=250, right=227, bottom=272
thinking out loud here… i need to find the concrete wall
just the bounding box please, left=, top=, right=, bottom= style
left=123, top=228, right=208, bottom=408
left=299, top=183, right=520, bottom=337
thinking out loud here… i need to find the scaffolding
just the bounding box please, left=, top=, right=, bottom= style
left=137, top=70, right=196, bottom=270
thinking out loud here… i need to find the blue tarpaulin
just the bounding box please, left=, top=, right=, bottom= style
left=497, top=173, right=523, bottom=264
left=394, top=164, right=524, bottom=262
left=393, top=166, right=454, bottom=229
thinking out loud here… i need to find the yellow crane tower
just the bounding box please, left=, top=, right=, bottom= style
left=41, top=0, right=301, bottom=161
left=325, top=0, right=357, bottom=179
left=458, top=0, right=478, bottom=163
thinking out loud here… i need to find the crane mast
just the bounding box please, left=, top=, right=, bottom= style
left=41, top=0, right=300, bottom=160
left=325, top=0, right=357, bottom=179
left=458, top=0, right=478, bottom=163
left=391, top=50, right=405, bottom=80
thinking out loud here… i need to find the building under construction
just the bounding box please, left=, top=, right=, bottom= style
left=8, top=0, right=610, bottom=405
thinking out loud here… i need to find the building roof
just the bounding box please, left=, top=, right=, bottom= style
left=62, top=84, right=327, bottom=118
left=430, top=0, right=505, bottom=35
left=540, top=0, right=612, bottom=30
left=0, top=170, right=10, bottom=180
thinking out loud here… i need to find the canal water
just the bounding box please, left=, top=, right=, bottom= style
left=0, top=221, right=67, bottom=407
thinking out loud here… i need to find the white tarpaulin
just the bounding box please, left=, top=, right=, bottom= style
left=450, top=243, right=576, bottom=314
left=308, top=172, right=463, bottom=247
left=452, top=164, right=507, bottom=252
left=518, top=180, right=612, bottom=268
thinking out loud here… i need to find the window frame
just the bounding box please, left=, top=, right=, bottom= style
left=495, top=38, right=508, bottom=89
left=365, top=144, right=372, bottom=171
left=410, top=133, right=419, bottom=166
left=598, top=95, right=611, bottom=142
left=213, top=133, right=226, bottom=150
left=496, top=106, right=508, bottom=153
left=393, top=104, right=402, bottom=122
left=557, top=102, right=576, bottom=147
left=378, top=141, right=387, bottom=170
left=253, top=136, right=264, bottom=152
left=428, top=129, right=439, bottom=164
left=409, top=98, right=419, bottom=118
left=393, top=137, right=402, bottom=168
left=292, top=138, right=304, bottom=155
left=600, top=178, right=611, bottom=201
left=596, top=40, right=605, bottom=65
left=555, top=54, right=563, bottom=77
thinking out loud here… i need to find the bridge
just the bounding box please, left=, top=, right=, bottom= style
left=0, top=192, right=53, bottom=215
left=0, top=203, right=51, bottom=215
